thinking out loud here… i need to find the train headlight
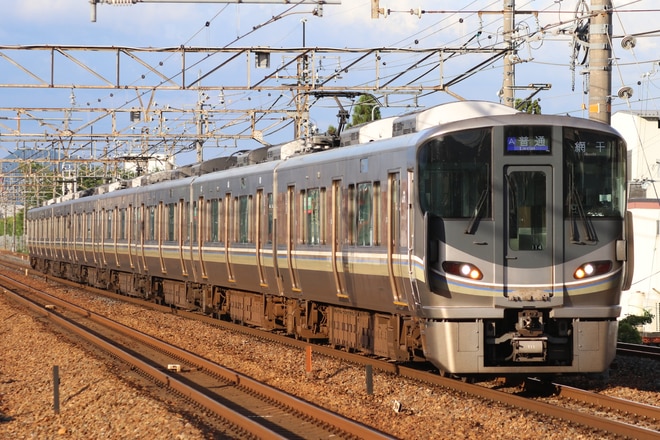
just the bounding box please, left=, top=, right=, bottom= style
left=442, top=261, right=483, bottom=280
left=573, top=261, right=612, bottom=279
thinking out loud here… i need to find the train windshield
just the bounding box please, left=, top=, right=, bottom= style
left=417, top=128, right=491, bottom=218
left=563, top=128, right=626, bottom=218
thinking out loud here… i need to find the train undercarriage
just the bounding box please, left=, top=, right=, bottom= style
left=32, top=255, right=612, bottom=374
left=31, top=257, right=424, bottom=364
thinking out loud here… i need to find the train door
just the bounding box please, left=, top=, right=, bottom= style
left=331, top=180, right=347, bottom=298
left=195, top=197, right=208, bottom=280
left=113, top=207, right=120, bottom=268
left=91, top=209, right=98, bottom=265
left=82, top=211, right=88, bottom=263
left=158, top=202, right=166, bottom=274
left=287, top=185, right=301, bottom=292
left=65, top=212, right=73, bottom=262
left=71, top=212, right=78, bottom=263
left=101, top=208, right=108, bottom=267
left=255, top=189, right=267, bottom=287
left=178, top=199, right=188, bottom=277
left=503, top=166, right=554, bottom=292
left=60, top=214, right=66, bottom=260
left=224, top=193, right=235, bottom=282
left=74, top=212, right=81, bottom=263
left=127, top=205, right=135, bottom=269
left=139, top=204, right=147, bottom=272
left=387, top=171, right=409, bottom=306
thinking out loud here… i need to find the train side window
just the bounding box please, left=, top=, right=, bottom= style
left=148, top=206, right=156, bottom=241
left=238, top=195, right=251, bottom=244
left=181, top=200, right=189, bottom=243
left=119, top=208, right=126, bottom=240
left=167, top=202, right=176, bottom=242
left=76, top=213, right=82, bottom=241
left=86, top=211, right=92, bottom=241
left=320, top=188, right=327, bottom=245
left=373, top=182, right=380, bottom=246
left=357, top=182, right=373, bottom=246
left=267, top=193, right=273, bottom=245
left=191, top=201, right=198, bottom=243
left=134, top=206, right=141, bottom=242
left=287, top=185, right=296, bottom=246
left=92, top=210, right=98, bottom=242
left=348, top=184, right=356, bottom=245
left=304, top=188, right=320, bottom=245
left=98, top=210, right=103, bottom=241
left=299, top=189, right=306, bottom=244
left=210, top=199, right=219, bottom=242
left=106, top=209, right=113, bottom=240
left=225, top=194, right=232, bottom=244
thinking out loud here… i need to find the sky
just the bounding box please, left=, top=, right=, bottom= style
left=1, top=0, right=660, bottom=164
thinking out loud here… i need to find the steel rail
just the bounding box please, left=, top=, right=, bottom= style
left=0, top=273, right=395, bottom=440
left=3, top=258, right=658, bottom=439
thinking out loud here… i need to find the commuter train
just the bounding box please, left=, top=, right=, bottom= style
left=26, top=101, right=634, bottom=376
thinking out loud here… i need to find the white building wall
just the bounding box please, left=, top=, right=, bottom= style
left=612, top=111, right=660, bottom=337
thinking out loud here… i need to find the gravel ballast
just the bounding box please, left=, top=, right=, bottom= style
left=1, top=280, right=658, bottom=439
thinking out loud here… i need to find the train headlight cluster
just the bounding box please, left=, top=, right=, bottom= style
left=442, top=261, right=483, bottom=280
left=573, top=261, right=612, bottom=280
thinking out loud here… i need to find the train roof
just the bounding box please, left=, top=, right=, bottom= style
left=34, top=101, right=525, bottom=208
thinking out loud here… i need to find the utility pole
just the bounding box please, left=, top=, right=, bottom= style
left=588, top=0, right=612, bottom=124
left=296, top=19, right=311, bottom=139
left=502, top=0, right=516, bottom=107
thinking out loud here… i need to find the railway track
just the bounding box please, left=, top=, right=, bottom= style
left=0, top=270, right=394, bottom=440
left=1, top=254, right=659, bottom=438
left=618, top=341, right=660, bottom=360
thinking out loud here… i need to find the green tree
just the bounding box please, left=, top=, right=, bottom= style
left=17, top=162, right=57, bottom=208
left=350, top=94, right=381, bottom=127
left=514, top=98, right=542, bottom=114
left=76, top=164, right=106, bottom=190
left=617, top=310, right=654, bottom=343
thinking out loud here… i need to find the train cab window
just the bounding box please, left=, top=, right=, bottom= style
left=417, top=128, right=492, bottom=218
left=563, top=128, right=625, bottom=218
left=357, top=182, right=374, bottom=246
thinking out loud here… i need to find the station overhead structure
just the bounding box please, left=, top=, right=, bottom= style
left=89, top=0, right=341, bottom=21
left=0, top=39, right=509, bottom=211
left=0, top=0, right=620, bottom=252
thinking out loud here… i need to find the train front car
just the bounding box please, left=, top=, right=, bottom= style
left=416, top=108, right=632, bottom=375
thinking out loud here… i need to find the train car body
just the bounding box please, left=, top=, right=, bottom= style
left=27, top=101, right=633, bottom=376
